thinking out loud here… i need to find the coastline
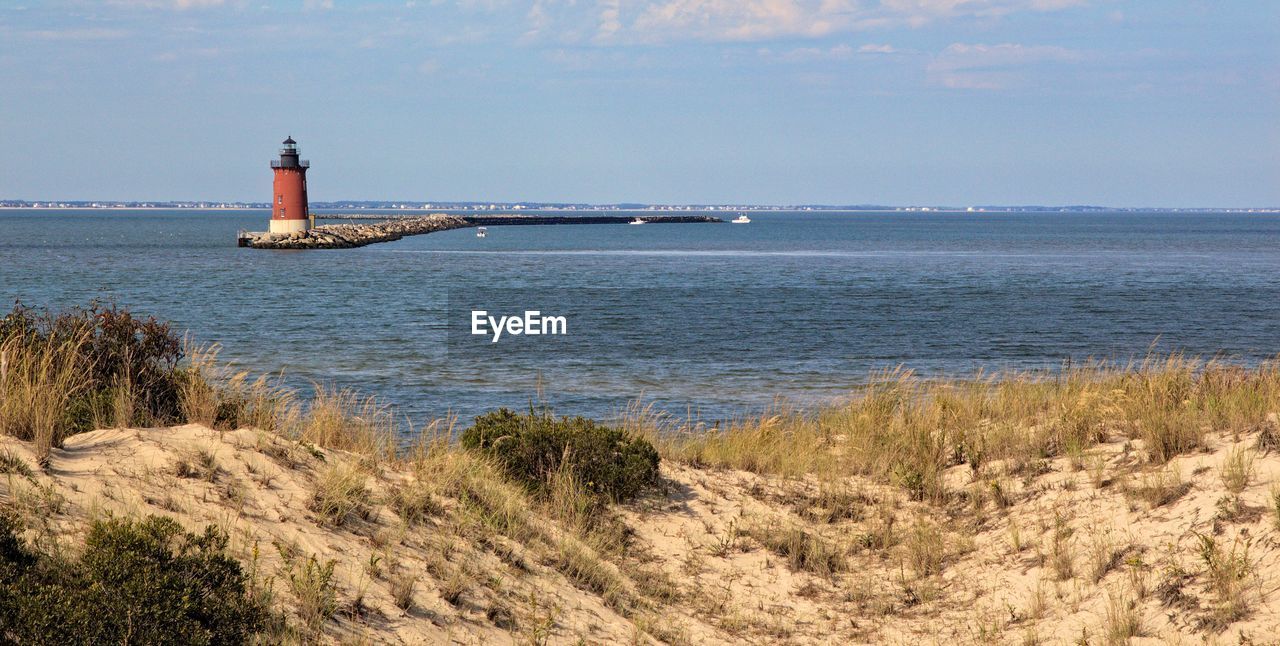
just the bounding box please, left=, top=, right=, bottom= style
left=5, top=206, right=1278, bottom=214
left=1, top=365, right=1277, bottom=644
left=1, top=305, right=1278, bottom=643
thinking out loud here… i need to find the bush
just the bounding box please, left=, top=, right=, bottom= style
left=1, top=302, right=186, bottom=435
left=0, top=514, right=266, bottom=644
left=461, top=408, right=660, bottom=502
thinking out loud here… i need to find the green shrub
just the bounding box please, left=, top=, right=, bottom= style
left=1, top=302, right=186, bottom=433
left=0, top=514, right=266, bottom=644
left=461, top=408, right=660, bottom=502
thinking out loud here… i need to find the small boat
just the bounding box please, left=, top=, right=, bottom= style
left=629, top=217, right=646, bottom=225
left=731, top=214, right=751, bottom=224
left=476, top=227, right=487, bottom=238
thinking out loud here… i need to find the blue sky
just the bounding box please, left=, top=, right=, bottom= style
left=0, top=1, right=1276, bottom=206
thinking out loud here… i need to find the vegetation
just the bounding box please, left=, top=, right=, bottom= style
left=0, top=303, right=186, bottom=451
left=461, top=408, right=661, bottom=502
left=2, top=303, right=1279, bottom=643
left=309, top=463, right=370, bottom=526
left=1195, top=533, right=1255, bottom=629
left=281, top=550, right=338, bottom=637
left=1102, top=588, right=1143, bottom=645
left=0, top=513, right=266, bottom=644
left=653, top=357, right=1280, bottom=501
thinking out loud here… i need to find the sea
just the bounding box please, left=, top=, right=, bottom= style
left=2, top=209, right=1278, bottom=426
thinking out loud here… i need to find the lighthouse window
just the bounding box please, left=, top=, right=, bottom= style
left=277, top=195, right=283, bottom=204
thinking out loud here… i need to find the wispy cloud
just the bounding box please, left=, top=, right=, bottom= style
left=105, top=0, right=233, bottom=8
left=22, top=27, right=131, bottom=40
left=927, top=42, right=1087, bottom=89
left=596, top=0, right=622, bottom=42
left=858, top=43, right=897, bottom=53
left=523, top=0, right=602, bottom=44
left=153, top=46, right=227, bottom=61
left=594, top=0, right=1086, bottom=44
left=758, top=43, right=854, bottom=63
left=626, top=0, right=863, bottom=43
left=879, top=0, right=1087, bottom=27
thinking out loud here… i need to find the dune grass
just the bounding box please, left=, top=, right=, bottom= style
left=646, top=356, right=1280, bottom=502
left=4, top=304, right=1280, bottom=642
left=0, top=331, right=93, bottom=461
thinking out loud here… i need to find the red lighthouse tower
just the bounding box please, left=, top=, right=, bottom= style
left=270, top=136, right=311, bottom=234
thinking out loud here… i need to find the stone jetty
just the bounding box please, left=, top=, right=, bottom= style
left=239, top=214, right=469, bottom=249
left=240, top=213, right=723, bottom=249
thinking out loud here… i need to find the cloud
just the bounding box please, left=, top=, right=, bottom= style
left=628, top=0, right=855, bottom=42
left=858, top=43, right=896, bottom=53
left=22, top=27, right=131, bottom=40
left=930, top=42, right=1084, bottom=70
left=418, top=58, right=441, bottom=74
left=879, top=0, right=1086, bottom=27
left=758, top=43, right=855, bottom=63
left=595, top=0, right=622, bottom=42
left=927, top=42, right=1087, bottom=89
left=603, top=0, right=1086, bottom=44
left=153, top=46, right=226, bottom=61
left=105, top=0, right=231, bottom=8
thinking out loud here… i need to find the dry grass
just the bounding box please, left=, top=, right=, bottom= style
left=0, top=332, right=93, bottom=461
left=0, top=449, right=35, bottom=479
left=1129, top=465, right=1193, bottom=509
left=1220, top=446, right=1255, bottom=495
left=644, top=357, right=1280, bottom=500
left=416, top=443, right=541, bottom=545
left=7, top=325, right=1280, bottom=643
left=1087, top=530, right=1131, bottom=584
left=309, top=463, right=370, bottom=526
left=173, top=447, right=221, bottom=482
left=389, top=570, right=418, bottom=611
left=905, top=520, right=947, bottom=578
left=1102, top=587, right=1143, bottom=645
left=180, top=343, right=298, bottom=434
left=387, top=477, right=443, bottom=526
left=1195, top=533, right=1255, bottom=628
left=553, top=539, right=632, bottom=612
left=1049, top=513, right=1076, bottom=581
left=281, top=550, right=339, bottom=637
left=741, top=517, right=845, bottom=576
left=1270, top=483, right=1280, bottom=531
left=293, top=385, right=396, bottom=461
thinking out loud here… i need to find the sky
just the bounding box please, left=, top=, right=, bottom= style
left=0, top=1, right=1276, bottom=207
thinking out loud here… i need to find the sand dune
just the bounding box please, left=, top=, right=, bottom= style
left=1, top=422, right=1277, bottom=644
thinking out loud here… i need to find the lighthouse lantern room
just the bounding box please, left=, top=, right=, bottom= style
left=269, top=136, right=311, bottom=234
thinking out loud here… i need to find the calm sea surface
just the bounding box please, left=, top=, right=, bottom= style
left=2, top=209, right=1278, bottom=425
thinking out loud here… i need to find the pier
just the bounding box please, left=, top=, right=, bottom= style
left=238, top=213, right=723, bottom=249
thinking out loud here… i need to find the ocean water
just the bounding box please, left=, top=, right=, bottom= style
left=2, top=209, right=1278, bottom=425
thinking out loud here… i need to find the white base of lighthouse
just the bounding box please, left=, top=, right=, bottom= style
left=269, top=219, right=309, bottom=234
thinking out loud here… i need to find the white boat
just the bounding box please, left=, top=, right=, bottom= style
left=476, top=227, right=487, bottom=238
left=629, top=217, right=646, bottom=225
left=731, top=214, right=751, bottom=224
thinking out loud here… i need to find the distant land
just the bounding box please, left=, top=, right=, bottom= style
left=1, top=199, right=1276, bottom=214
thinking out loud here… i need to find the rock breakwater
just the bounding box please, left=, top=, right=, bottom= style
left=240, top=213, right=723, bottom=249
left=240, top=214, right=468, bottom=249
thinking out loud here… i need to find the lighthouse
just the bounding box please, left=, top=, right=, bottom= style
left=269, top=136, right=311, bottom=234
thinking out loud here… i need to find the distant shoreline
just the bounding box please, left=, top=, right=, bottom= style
left=3, top=206, right=1278, bottom=214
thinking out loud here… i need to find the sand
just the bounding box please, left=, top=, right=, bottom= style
left=1, top=423, right=1277, bottom=644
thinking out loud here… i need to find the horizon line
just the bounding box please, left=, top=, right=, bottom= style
left=2, top=199, right=1278, bottom=213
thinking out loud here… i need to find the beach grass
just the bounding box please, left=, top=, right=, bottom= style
left=3, top=303, right=1280, bottom=642
left=645, top=355, right=1280, bottom=500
